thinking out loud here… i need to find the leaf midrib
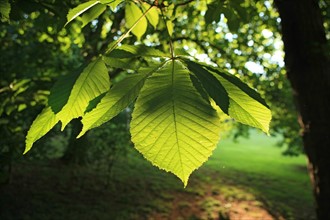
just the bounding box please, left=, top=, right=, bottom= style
left=171, top=61, right=185, bottom=181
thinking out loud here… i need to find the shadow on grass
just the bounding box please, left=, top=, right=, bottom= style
left=0, top=155, right=316, bottom=220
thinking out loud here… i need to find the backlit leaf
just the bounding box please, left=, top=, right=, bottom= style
left=206, top=65, right=269, bottom=107
left=78, top=65, right=158, bottom=137
left=107, top=44, right=168, bottom=58
left=141, top=2, right=159, bottom=29
left=81, top=3, right=106, bottom=27
left=104, top=0, right=123, bottom=11
left=0, top=0, right=10, bottom=22
left=58, top=57, right=110, bottom=129
left=24, top=107, right=58, bottom=154
left=185, top=60, right=230, bottom=114
left=125, top=2, right=147, bottom=40
left=65, top=0, right=99, bottom=26
left=48, top=68, right=81, bottom=114
left=130, top=60, right=221, bottom=186
left=103, top=57, right=139, bottom=69
left=192, top=62, right=271, bottom=133
left=217, top=74, right=271, bottom=134
left=166, top=20, right=174, bottom=37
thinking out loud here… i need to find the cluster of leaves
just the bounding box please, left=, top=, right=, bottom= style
left=23, top=0, right=272, bottom=186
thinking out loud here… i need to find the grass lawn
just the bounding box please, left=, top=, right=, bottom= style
left=202, top=130, right=315, bottom=219
left=0, top=130, right=316, bottom=220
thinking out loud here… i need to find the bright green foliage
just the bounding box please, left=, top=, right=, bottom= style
left=166, top=20, right=174, bottom=37
left=22, top=0, right=273, bottom=186
left=24, top=58, right=110, bottom=151
left=78, top=68, right=153, bottom=137
left=185, top=61, right=230, bottom=114
left=48, top=70, right=81, bottom=114
left=57, top=57, right=109, bottom=129
left=0, top=0, right=10, bottom=22
left=25, top=107, right=58, bottom=154
left=130, top=60, right=221, bottom=186
left=186, top=61, right=271, bottom=134
left=65, top=0, right=100, bottom=26
left=217, top=73, right=271, bottom=134
left=104, top=0, right=123, bottom=11
left=107, top=44, right=168, bottom=58
left=142, top=3, right=159, bottom=29
left=81, top=4, right=107, bottom=27
left=125, top=2, right=147, bottom=40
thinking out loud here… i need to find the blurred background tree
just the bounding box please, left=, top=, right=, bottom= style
left=2, top=0, right=329, bottom=218
left=0, top=0, right=297, bottom=184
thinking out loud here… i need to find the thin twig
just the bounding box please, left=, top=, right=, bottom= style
left=105, top=4, right=154, bottom=54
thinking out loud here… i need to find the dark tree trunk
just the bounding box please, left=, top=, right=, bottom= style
left=274, top=0, right=330, bottom=219
left=61, top=119, right=90, bottom=165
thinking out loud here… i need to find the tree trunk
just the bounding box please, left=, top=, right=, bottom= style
left=274, top=0, right=330, bottom=219
left=61, top=119, right=90, bottom=165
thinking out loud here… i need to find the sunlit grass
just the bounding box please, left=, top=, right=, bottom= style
left=1, top=129, right=316, bottom=219
left=201, top=129, right=315, bottom=219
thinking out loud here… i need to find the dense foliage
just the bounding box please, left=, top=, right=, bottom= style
left=1, top=0, right=300, bottom=185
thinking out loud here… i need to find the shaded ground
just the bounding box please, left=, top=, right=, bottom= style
left=0, top=132, right=316, bottom=219
left=1, top=161, right=276, bottom=220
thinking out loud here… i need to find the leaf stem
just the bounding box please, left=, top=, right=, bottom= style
left=160, top=7, right=175, bottom=59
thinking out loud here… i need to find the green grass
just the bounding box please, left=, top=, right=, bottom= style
left=109, top=129, right=315, bottom=219
left=0, top=130, right=316, bottom=219
left=200, top=130, right=315, bottom=219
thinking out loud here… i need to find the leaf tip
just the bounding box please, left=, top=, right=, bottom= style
left=182, top=177, right=189, bottom=188
left=23, top=142, right=32, bottom=155
left=76, top=129, right=86, bottom=139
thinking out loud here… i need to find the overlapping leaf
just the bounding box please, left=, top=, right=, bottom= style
left=141, top=3, right=159, bottom=29
left=78, top=65, right=160, bottom=137
left=65, top=0, right=100, bottom=26
left=104, top=0, right=123, bottom=11
left=185, top=60, right=271, bottom=134
left=130, top=60, right=221, bottom=186
left=57, top=57, right=110, bottom=129
left=216, top=74, right=271, bottom=133
left=107, top=44, right=167, bottom=58
left=25, top=107, right=58, bottom=154
left=125, top=2, right=147, bottom=40
left=185, top=60, right=229, bottom=114
left=48, top=69, right=81, bottom=114
left=81, top=3, right=107, bottom=27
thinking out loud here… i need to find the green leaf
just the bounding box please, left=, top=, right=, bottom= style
left=48, top=69, right=81, bottom=114
left=141, top=3, right=159, bottom=29
left=0, top=0, right=11, bottom=22
left=85, top=92, right=107, bottom=113
left=203, top=65, right=271, bottom=133
left=103, top=0, right=123, bottom=11
left=65, top=0, right=99, bottom=26
left=81, top=3, right=106, bottom=27
left=24, top=107, right=58, bottom=154
left=130, top=60, right=221, bottom=186
left=107, top=44, right=168, bottom=58
left=185, top=60, right=230, bottom=114
left=103, top=57, right=139, bottom=69
left=57, top=57, right=110, bottom=129
left=206, top=66, right=269, bottom=108
left=205, top=3, right=221, bottom=24
left=125, top=2, right=147, bottom=40
left=166, top=20, right=174, bottom=37
left=223, top=7, right=240, bottom=33
left=78, top=65, right=157, bottom=137
left=218, top=75, right=271, bottom=133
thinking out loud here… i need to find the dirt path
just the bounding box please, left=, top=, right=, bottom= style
left=149, top=181, right=279, bottom=220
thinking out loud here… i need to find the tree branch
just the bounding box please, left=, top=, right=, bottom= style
left=172, top=36, right=226, bottom=63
